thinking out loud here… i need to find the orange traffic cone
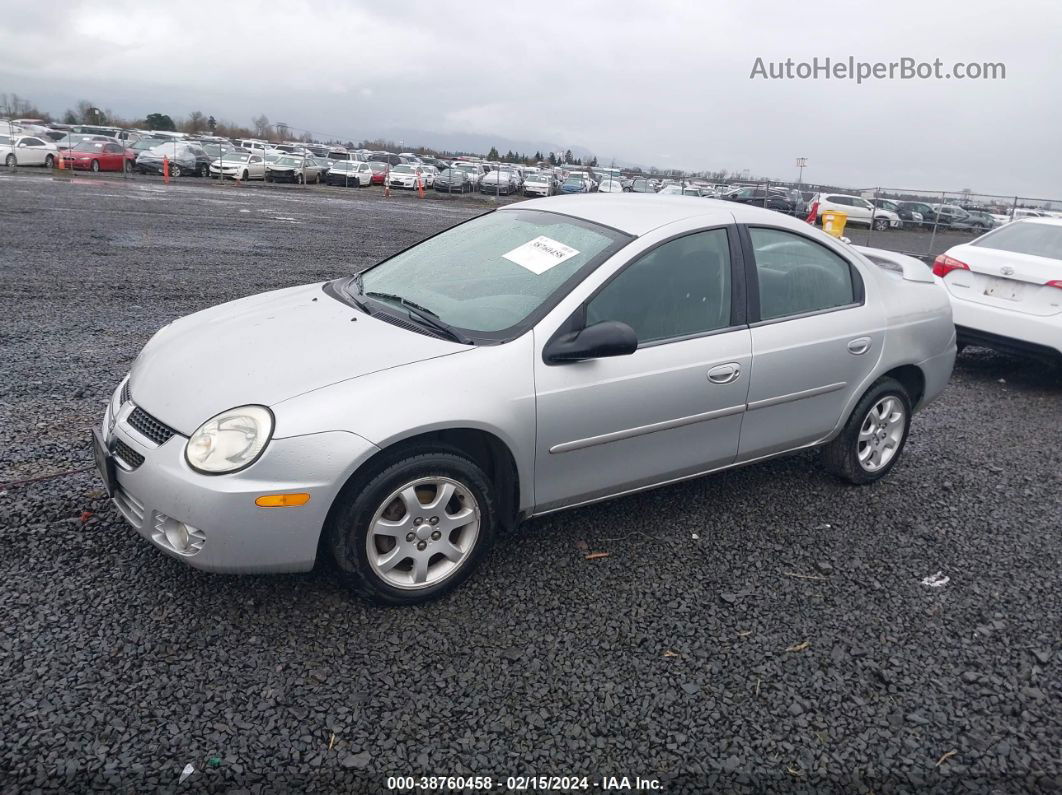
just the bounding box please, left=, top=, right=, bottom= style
left=163, top=155, right=170, bottom=185
left=417, top=174, right=425, bottom=199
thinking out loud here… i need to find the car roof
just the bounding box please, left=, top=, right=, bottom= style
left=507, top=195, right=758, bottom=235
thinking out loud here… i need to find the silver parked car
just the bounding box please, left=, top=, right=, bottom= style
left=93, top=196, right=956, bottom=604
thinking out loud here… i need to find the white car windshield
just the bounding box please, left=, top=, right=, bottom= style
left=357, top=209, right=629, bottom=334
left=392, top=165, right=414, bottom=174
left=972, top=222, right=1062, bottom=259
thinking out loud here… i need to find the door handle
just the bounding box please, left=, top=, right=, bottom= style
left=707, top=363, right=741, bottom=384
left=847, top=337, right=872, bottom=355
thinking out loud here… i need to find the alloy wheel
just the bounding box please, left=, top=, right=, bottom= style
left=365, top=476, right=481, bottom=590
left=857, top=396, right=906, bottom=472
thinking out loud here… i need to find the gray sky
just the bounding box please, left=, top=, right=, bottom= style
left=1, top=0, right=1058, bottom=197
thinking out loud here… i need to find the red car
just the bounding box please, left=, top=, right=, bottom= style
left=60, top=140, right=134, bottom=173
left=368, top=161, right=388, bottom=185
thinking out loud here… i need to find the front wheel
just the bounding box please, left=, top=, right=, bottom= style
left=90, top=159, right=100, bottom=173
left=328, top=450, right=497, bottom=605
left=124, top=159, right=133, bottom=173
left=241, top=170, right=249, bottom=181
left=821, top=377, right=912, bottom=484
left=198, top=164, right=209, bottom=177
left=6, top=154, right=15, bottom=166
left=295, top=173, right=304, bottom=184
left=170, top=164, right=182, bottom=177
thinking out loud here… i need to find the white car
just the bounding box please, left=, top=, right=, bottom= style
left=523, top=174, right=553, bottom=197
left=209, top=151, right=266, bottom=181
left=816, top=194, right=901, bottom=231
left=1, top=134, right=59, bottom=167
left=325, top=160, right=374, bottom=186
left=388, top=164, right=428, bottom=190
left=597, top=178, right=625, bottom=193
left=933, top=217, right=1062, bottom=362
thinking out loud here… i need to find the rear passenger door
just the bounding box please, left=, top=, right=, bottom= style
left=737, top=226, right=884, bottom=460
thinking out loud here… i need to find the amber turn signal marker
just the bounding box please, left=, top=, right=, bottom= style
left=255, top=493, right=311, bottom=508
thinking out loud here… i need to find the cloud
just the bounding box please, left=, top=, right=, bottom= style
left=0, top=0, right=1058, bottom=195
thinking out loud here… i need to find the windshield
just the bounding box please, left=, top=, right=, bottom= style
left=392, top=165, right=414, bottom=174
left=455, top=163, right=476, bottom=172
left=72, top=142, right=106, bottom=152
left=331, top=161, right=355, bottom=170
left=218, top=151, right=250, bottom=161
left=973, top=222, right=1062, bottom=260
left=358, top=209, right=629, bottom=335
left=275, top=156, right=302, bottom=167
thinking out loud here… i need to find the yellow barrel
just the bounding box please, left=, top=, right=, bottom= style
left=821, top=210, right=847, bottom=238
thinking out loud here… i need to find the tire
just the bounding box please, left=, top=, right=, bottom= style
left=821, top=377, right=912, bottom=485
left=124, top=159, right=133, bottom=173
left=242, top=170, right=249, bottom=181
left=90, top=160, right=100, bottom=173
left=170, top=164, right=182, bottom=177
left=295, top=173, right=304, bottom=185
left=265, top=174, right=273, bottom=183
left=45, top=154, right=55, bottom=168
left=872, top=217, right=890, bottom=231
left=198, top=164, right=209, bottom=177
left=5, top=154, right=14, bottom=167
left=327, top=449, right=497, bottom=605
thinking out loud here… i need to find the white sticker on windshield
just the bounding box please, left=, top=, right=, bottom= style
left=503, top=236, right=580, bottom=275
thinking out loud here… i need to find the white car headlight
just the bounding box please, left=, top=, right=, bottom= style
left=185, top=405, right=273, bottom=474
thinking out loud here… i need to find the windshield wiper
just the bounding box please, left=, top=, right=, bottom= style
left=364, top=291, right=473, bottom=345
left=344, top=273, right=372, bottom=314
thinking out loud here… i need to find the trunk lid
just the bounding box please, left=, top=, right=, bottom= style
left=941, top=243, right=1062, bottom=316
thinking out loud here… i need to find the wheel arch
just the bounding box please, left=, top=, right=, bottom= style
left=321, top=426, right=523, bottom=556
left=880, top=363, right=926, bottom=409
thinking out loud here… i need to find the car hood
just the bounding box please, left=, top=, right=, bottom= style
left=129, top=282, right=465, bottom=435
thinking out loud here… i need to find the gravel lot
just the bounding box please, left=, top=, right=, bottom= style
left=1, top=174, right=1060, bottom=793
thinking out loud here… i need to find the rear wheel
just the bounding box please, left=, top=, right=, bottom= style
left=198, top=164, right=209, bottom=177
left=873, top=217, right=890, bottom=231
left=295, top=173, right=304, bottom=184
left=90, top=159, right=100, bottom=173
left=242, top=169, right=249, bottom=181
left=124, top=159, right=133, bottom=173
left=328, top=450, right=497, bottom=605
left=821, top=377, right=912, bottom=485
left=44, top=154, right=55, bottom=168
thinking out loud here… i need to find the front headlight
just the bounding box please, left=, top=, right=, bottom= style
left=185, top=405, right=274, bottom=474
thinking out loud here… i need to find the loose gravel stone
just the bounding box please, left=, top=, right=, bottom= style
left=0, top=175, right=1060, bottom=793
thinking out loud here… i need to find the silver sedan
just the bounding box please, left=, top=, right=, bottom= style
left=94, top=196, right=956, bottom=604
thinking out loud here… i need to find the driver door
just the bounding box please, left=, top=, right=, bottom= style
left=533, top=227, right=751, bottom=512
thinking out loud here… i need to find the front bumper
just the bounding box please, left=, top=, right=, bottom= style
left=100, top=397, right=380, bottom=573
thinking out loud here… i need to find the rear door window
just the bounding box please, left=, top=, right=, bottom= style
left=749, top=227, right=858, bottom=321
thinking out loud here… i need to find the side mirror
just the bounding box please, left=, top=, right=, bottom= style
left=544, top=319, right=638, bottom=364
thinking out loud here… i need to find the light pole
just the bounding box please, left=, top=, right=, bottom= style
left=796, top=157, right=807, bottom=184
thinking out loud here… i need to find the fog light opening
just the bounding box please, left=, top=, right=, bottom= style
left=151, top=513, right=206, bottom=556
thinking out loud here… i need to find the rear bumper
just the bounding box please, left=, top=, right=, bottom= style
left=949, top=296, right=1062, bottom=359
left=957, top=325, right=1061, bottom=362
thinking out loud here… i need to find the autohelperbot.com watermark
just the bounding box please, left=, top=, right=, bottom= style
left=750, top=56, right=1006, bottom=83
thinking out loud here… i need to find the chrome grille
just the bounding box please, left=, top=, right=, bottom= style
left=111, top=438, right=144, bottom=469
left=127, top=407, right=176, bottom=446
